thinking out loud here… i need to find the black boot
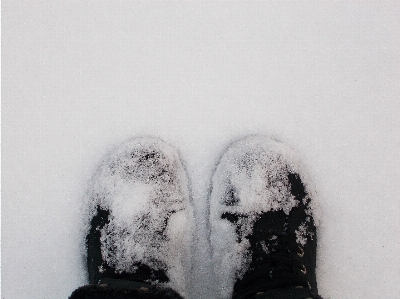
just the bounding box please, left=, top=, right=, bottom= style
left=210, top=136, right=322, bottom=299
left=70, top=137, right=192, bottom=299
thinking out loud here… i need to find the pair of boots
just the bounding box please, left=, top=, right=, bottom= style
left=70, top=136, right=322, bottom=299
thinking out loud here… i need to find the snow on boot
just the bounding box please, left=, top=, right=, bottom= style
left=77, top=137, right=192, bottom=298
left=210, top=135, right=321, bottom=299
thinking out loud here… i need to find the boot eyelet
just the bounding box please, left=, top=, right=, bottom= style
left=301, top=265, right=307, bottom=274
left=297, top=246, right=304, bottom=257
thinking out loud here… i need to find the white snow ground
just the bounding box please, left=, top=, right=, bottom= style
left=2, top=2, right=400, bottom=299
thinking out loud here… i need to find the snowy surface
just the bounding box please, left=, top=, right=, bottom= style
left=2, top=2, right=400, bottom=299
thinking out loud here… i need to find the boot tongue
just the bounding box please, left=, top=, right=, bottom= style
left=87, top=207, right=170, bottom=285
left=249, top=211, right=306, bottom=280
left=232, top=210, right=310, bottom=299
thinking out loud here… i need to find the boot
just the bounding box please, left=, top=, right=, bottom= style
left=70, top=137, right=192, bottom=299
left=210, top=136, right=322, bottom=299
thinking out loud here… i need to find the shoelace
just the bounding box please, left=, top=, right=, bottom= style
left=253, top=234, right=309, bottom=284
left=240, top=230, right=310, bottom=290
left=224, top=211, right=312, bottom=299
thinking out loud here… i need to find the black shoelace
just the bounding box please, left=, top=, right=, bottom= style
left=222, top=211, right=312, bottom=299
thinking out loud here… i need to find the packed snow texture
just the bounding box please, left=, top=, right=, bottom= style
left=210, top=136, right=318, bottom=299
left=3, top=2, right=400, bottom=299
left=85, top=137, right=192, bottom=297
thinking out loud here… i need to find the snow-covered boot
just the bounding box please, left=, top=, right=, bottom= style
left=210, top=136, right=322, bottom=299
left=70, top=137, right=192, bottom=299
